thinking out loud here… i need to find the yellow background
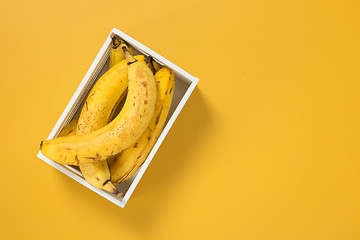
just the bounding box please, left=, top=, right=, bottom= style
left=1, top=0, right=360, bottom=239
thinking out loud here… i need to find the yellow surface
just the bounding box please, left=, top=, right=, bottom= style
left=1, top=0, right=359, bottom=239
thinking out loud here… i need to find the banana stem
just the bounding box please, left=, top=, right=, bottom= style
left=121, top=43, right=137, bottom=65
left=148, top=56, right=156, bottom=74
left=111, top=35, right=121, bottom=49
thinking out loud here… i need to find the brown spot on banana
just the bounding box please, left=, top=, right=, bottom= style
left=89, top=90, right=96, bottom=98
left=144, top=100, right=148, bottom=104
left=102, top=179, right=111, bottom=186
left=133, top=143, right=138, bottom=148
left=40, top=141, right=43, bottom=150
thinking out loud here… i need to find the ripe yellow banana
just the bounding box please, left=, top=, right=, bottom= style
left=75, top=38, right=134, bottom=194
left=150, top=57, right=162, bottom=72
left=40, top=46, right=157, bottom=165
left=58, top=116, right=79, bottom=137
left=110, top=34, right=133, bottom=68
left=109, top=66, right=175, bottom=184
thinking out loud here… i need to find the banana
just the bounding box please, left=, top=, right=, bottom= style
left=110, top=33, right=133, bottom=68
left=40, top=46, right=157, bottom=166
left=79, top=160, right=118, bottom=193
left=57, top=116, right=79, bottom=137
left=109, top=66, right=175, bottom=184
left=150, top=57, right=162, bottom=72
left=75, top=38, right=134, bottom=194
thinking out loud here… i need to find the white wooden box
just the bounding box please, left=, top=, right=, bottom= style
left=37, top=28, right=199, bottom=208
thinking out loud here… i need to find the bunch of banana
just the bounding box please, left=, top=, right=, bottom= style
left=109, top=66, right=175, bottom=184
left=40, top=35, right=175, bottom=195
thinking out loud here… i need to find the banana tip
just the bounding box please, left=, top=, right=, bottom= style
left=110, top=32, right=115, bottom=39
left=109, top=188, right=123, bottom=198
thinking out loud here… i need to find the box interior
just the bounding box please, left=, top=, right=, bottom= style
left=58, top=45, right=192, bottom=199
